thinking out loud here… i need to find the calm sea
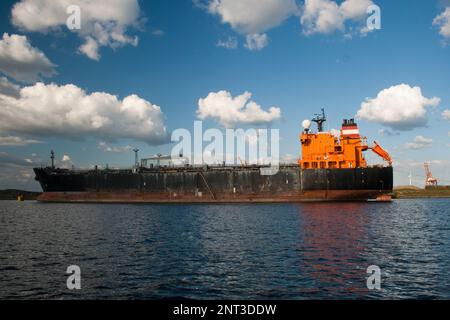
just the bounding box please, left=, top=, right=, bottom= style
left=0, top=199, right=449, bottom=299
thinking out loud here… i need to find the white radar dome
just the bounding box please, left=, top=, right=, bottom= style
left=302, top=119, right=311, bottom=130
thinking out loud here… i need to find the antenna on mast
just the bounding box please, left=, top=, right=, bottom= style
left=133, top=148, right=139, bottom=168
left=312, top=108, right=326, bottom=132
left=50, top=150, right=55, bottom=169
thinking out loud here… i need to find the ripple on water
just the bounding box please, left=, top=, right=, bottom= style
left=0, top=199, right=449, bottom=299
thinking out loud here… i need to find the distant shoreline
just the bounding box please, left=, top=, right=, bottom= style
left=393, top=186, right=450, bottom=199
left=0, top=190, right=41, bottom=200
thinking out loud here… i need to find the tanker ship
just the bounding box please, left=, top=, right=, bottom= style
left=34, top=110, right=393, bottom=203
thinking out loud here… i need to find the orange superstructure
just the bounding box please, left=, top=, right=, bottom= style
left=298, top=109, right=391, bottom=169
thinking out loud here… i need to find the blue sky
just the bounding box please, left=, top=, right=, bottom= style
left=0, top=0, right=449, bottom=190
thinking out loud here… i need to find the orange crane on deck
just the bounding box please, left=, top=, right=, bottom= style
left=370, top=141, right=393, bottom=166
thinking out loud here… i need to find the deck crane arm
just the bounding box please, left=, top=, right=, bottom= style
left=370, top=141, right=393, bottom=166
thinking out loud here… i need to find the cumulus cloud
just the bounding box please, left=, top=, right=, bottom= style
left=11, top=0, right=142, bottom=60
left=433, top=7, right=450, bottom=39
left=98, top=142, right=133, bottom=153
left=0, top=82, right=168, bottom=144
left=404, top=135, right=433, bottom=150
left=356, top=84, right=440, bottom=131
left=202, top=0, right=297, bottom=50
left=59, top=154, right=74, bottom=169
left=0, top=77, right=21, bottom=97
left=443, top=109, right=450, bottom=121
left=197, top=90, right=281, bottom=127
left=216, top=36, right=238, bottom=49
left=0, top=136, right=42, bottom=146
left=300, top=0, right=373, bottom=35
left=244, top=33, right=269, bottom=50
left=0, top=33, right=57, bottom=82
left=207, top=0, right=298, bottom=34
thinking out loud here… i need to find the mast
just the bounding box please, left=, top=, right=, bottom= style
left=133, top=148, right=139, bottom=168
left=50, top=150, right=55, bottom=169
left=312, top=108, right=326, bottom=132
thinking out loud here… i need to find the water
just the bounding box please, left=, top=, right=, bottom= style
left=0, top=199, right=449, bottom=299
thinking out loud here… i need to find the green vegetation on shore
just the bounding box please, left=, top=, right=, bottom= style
left=393, top=186, right=450, bottom=199
left=0, top=190, right=41, bottom=200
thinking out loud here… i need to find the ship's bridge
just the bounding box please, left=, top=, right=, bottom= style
left=299, top=111, right=369, bottom=169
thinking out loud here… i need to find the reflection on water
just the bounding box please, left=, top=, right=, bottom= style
left=297, top=203, right=370, bottom=298
left=0, top=199, right=449, bottom=299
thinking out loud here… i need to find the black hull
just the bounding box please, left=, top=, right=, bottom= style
left=34, top=165, right=393, bottom=202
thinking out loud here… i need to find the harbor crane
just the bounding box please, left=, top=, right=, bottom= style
left=424, top=162, right=438, bottom=186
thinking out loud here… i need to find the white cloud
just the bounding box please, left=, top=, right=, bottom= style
left=0, top=152, right=46, bottom=189
left=59, top=154, right=74, bottom=169
left=300, top=0, right=373, bottom=35
left=340, top=0, right=372, bottom=19
left=244, top=33, right=269, bottom=51
left=443, top=109, right=450, bottom=121
left=0, top=33, right=56, bottom=82
left=0, top=152, right=33, bottom=166
left=203, top=0, right=297, bottom=50
left=152, top=29, right=165, bottom=37
left=433, top=7, right=450, bottom=38
left=404, top=135, right=433, bottom=150
left=356, top=84, right=440, bottom=131
left=0, top=76, right=20, bottom=97
left=0, top=136, right=42, bottom=146
left=217, top=36, right=238, bottom=49
left=0, top=82, right=168, bottom=144
left=301, top=0, right=343, bottom=34
left=98, top=142, right=133, bottom=153
left=0, top=152, right=35, bottom=189
left=79, top=37, right=100, bottom=61
left=378, top=128, right=399, bottom=136
left=11, top=0, right=142, bottom=61
left=197, top=90, right=281, bottom=127
left=207, top=0, right=298, bottom=34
